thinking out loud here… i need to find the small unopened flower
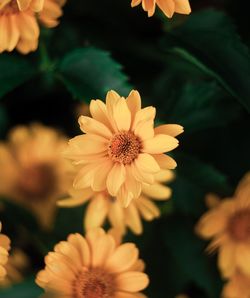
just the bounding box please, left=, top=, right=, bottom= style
left=36, top=228, right=149, bottom=298
left=0, top=124, right=73, bottom=229
left=0, top=223, right=10, bottom=281
left=196, top=173, right=250, bottom=278
left=0, top=0, right=65, bottom=54
left=131, top=0, right=191, bottom=18
left=64, top=90, right=183, bottom=207
left=58, top=169, right=174, bottom=235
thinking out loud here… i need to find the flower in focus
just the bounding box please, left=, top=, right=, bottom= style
left=36, top=228, right=149, bottom=297
left=131, top=0, right=191, bottom=18
left=0, top=249, right=29, bottom=287
left=58, top=169, right=174, bottom=235
left=64, top=90, right=183, bottom=207
left=196, top=173, right=250, bottom=278
left=222, top=270, right=250, bottom=298
left=0, top=223, right=10, bottom=281
left=0, top=124, right=73, bottom=229
left=0, top=0, right=65, bottom=54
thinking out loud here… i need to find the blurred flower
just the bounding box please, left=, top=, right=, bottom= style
left=0, top=249, right=29, bottom=287
left=0, top=0, right=65, bottom=54
left=196, top=173, right=250, bottom=278
left=64, top=90, right=182, bottom=207
left=222, top=270, right=250, bottom=298
left=0, top=223, right=10, bottom=281
left=0, top=124, right=73, bottom=229
left=131, top=0, right=191, bottom=18
left=36, top=228, right=149, bottom=297
left=58, top=169, right=174, bottom=235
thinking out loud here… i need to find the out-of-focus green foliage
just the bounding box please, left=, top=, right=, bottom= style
left=0, top=0, right=250, bottom=297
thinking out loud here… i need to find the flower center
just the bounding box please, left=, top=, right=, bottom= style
left=16, top=163, right=57, bottom=201
left=73, top=268, right=115, bottom=298
left=108, top=132, right=141, bottom=165
left=228, top=210, right=250, bottom=242
left=0, top=0, right=19, bottom=15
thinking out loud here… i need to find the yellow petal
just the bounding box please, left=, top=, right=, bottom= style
left=143, top=134, right=179, bottom=154
left=18, top=14, right=39, bottom=40
left=67, top=233, right=90, bottom=267
left=236, top=244, right=250, bottom=276
left=107, top=163, right=126, bottom=196
left=17, top=0, right=32, bottom=11
left=153, top=154, right=177, bottom=169
left=154, top=169, right=174, bottom=183
left=89, top=99, right=113, bottom=131
left=131, top=162, right=154, bottom=185
left=105, top=243, right=138, bottom=273
left=142, top=183, right=171, bottom=200
left=126, top=90, right=141, bottom=128
left=134, top=120, right=154, bottom=141
left=142, top=0, right=156, bottom=16
left=113, top=98, right=131, bottom=131
left=116, top=271, right=149, bottom=292
left=78, top=116, right=112, bottom=139
left=218, top=243, right=236, bottom=278
left=84, top=195, right=109, bottom=230
left=131, top=0, right=142, bottom=7
left=174, top=0, right=191, bottom=14
left=132, top=107, right=156, bottom=131
left=156, top=0, right=175, bottom=18
left=30, top=0, right=45, bottom=11
left=108, top=201, right=126, bottom=234
left=135, top=153, right=160, bottom=173
left=136, top=196, right=160, bottom=221
left=73, top=162, right=102, bottom=189
left=154, top=124, right=184, bottom=137
left=125, top=203, right=143, bottom=235
left=91, top=159, right=113, bottom=191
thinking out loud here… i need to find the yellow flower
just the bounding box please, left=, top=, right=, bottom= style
left=0, top=0, right=65, bottom=54
left=58, top=169, right=174, bottom=235
left=131, top=0, right=191, bottom=18
left=0, top=124, right=73, bottom=229
left=196, top=173, right=250, bottom=278
left=222, top=271, right=250, bottom=298
left=0, top=223, right=10, bottom=281
left=36, top=228, right=149, bottom=297
left=64, top=90, right=183, bottom=207
left=0, top=249, right=29, bottom=287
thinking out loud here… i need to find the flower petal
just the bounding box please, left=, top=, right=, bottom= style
left=153, top=154, right=177, bottom=170
left=154, top=124, right=184, bottom=137
left=107, top=163, right=126, bottom=196
left=143, top=134, right=179, bottom=154
left=135, top=153, right=160, bottom=174
left=125, top=203, right=143, bottom=235
left=142, top=183, right=171, bottom=200
left=174, top=0, right=191, bottom=14
left=156, top=0, right=175, bottom=18
left=113, top=98, right=131, bottom=131
left=78, top=116, right=112, bottom=139
left=116, top=271, right=149, bottom=292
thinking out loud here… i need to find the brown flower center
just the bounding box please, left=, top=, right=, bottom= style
left=228, top=210, right=250, bottom=242
left=73, top=268, right=116, bottom=298
left=108, top=132, right=141, bottom=165
left=16, top=163, right=57, bottom=201
left=0, top=0, right=19, bottom=15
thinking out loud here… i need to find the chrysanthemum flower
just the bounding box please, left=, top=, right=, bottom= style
left=196, top=173, right=250, bottom=278
left=64, top=90, right=183, bottom=207
left=0, top=0, right=65, bottom=54
left=58, top=169, right=174, bottom=235
left=0, top=124, right=73, bottom=229
left=36, top=228, right=149, bottom=297
left=0, top=223, right=10, bottom=281
left=222, top=270, right=250, bottom=298
left=131, top=0, right=191, bottom=18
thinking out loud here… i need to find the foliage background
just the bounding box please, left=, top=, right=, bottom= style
left=0, top=0, right=250, bottom=297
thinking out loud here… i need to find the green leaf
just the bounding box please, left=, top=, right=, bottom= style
left=58, top=47, right=132, bottom=100
left=167, top=81, right=242, bottom=133
left=162, top=9, right=250, bottom=112
left=162, top=215, right=222, bottom=298
left=0, top=55, right=36, bottom=99
left=0, top=278, right=42, bottom=298
left=171, top=152, right=232, bottom=216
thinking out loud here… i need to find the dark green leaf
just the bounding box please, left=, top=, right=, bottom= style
left=162, top=9, right=250, bottom=112
left=58, top=47, right=132, bottom=100
left=0, top=55, right=36, bottom=99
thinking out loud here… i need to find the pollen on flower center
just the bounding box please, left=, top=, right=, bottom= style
left=108, top=131, right=142, bottom=164
left=228, top=210, right=250, bottom=242
left=16, top=163, right=57, bottom=200
left=0, top=0, right=19, bottom=15
left=73, top=268, right=115, bottom=298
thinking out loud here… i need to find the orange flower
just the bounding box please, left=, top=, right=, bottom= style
left=222, top=270, right=250, bottom=298
left=196, top=173, right=250, bottom=278
left=0, top=0, right=65, bottom=54
left=58, top=169, right=173, bottom=235
left=36, top=228, right=149, bottom=297
left=0, top=223, right=10, bottom=281
left=131, top=0, right=191, bottom=18
left=0, top=124, right=73, bottom=229
left=64, top=90, right=183, bottom=207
